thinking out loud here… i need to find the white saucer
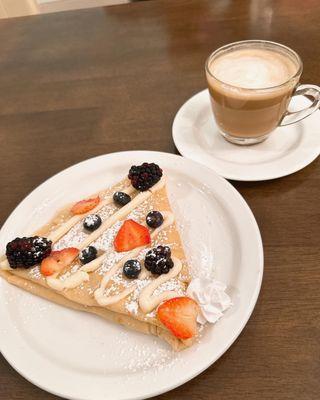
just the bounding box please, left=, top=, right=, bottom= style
left=173, top=89, right=320, bottom=181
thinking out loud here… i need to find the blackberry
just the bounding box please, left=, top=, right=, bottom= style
left=144, top=245, right=174, bottom=275
left=123, top=259, right=141, bottom=279
left=83, top=214, right=102, bottom=232
left=128, top=163, right=162, bottom=191
left=6, top=236, right=52, bottom=269
left=113, top=191, right=131, bottom=206
left=80, top=246, right=97, bottom=264
left=146, top=211, right=164, bottom=229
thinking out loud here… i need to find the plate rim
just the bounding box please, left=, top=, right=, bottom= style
left=172, top=89, right=320, bottom=181
left=0, top=150, right=264, bottom=400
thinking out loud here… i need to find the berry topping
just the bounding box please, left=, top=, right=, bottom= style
left=157, top=297, right=199, bottom=339
left=79, top=246, right=98, bottom=264
left=114, top=219, right=151, bottom=252
left=128, top=163, right=162, bottom=191
left=83, top=214, right=102, bottom=232
left=113, top=191, right=132, bottom=207
left=40, top=247, right=79, bottom=276
left=146, top=211, right=164, bottom=229
left=71, top=196, right=100, bottom=215
left=144, top=245, right=174, bottom=275
left=6, top=236, right=52, bottom=269
left=123, top=259, right=141, bottom=279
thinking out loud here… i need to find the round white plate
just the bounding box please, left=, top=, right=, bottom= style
left=173, top=89, right=320, bottom=181
left=0, top=151, right=263, bottom=400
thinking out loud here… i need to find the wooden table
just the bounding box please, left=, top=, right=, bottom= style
left=0, top=1, right=319, bottom=399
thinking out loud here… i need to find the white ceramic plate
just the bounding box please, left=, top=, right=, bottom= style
left=0, top=151, right=263, bottom=400
left=173, top=89, right=320, bottom=181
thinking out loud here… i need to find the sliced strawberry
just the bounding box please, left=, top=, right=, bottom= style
left=71, top=196, right=100, bottom=215
left=157, top=297, right=199, bottom=339
left=114, top=219, right=151, bottom=252
left=40, top=256, right=60, bottom=277
left=40, top=247, right=79, bottom=276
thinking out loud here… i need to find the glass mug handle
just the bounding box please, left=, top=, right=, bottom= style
left=280, top=84, right=320, bottom=126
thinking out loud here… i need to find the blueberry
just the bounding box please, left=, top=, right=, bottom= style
left=113, top=191, right=131, bottom=207
left=83, top=214, right=102, bottom=232
left=80, top=246, right=98, bottom=264
left=146, top=211, right=164, bottom=228
left=123, top=259, right=141, bottom=279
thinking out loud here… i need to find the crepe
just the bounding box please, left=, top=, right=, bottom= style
left=0, top=172, right=196, bottom=350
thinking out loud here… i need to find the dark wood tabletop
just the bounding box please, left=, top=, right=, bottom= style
left=0, top=0, right=319, bottom=399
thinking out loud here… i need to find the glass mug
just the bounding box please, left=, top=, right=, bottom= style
left=205, top=40, right=320, bottom=145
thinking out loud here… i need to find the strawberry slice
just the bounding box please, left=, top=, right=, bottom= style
left=40, top=247, right=79, bottom=276
left=114, top=219, right=151, bottom=252
left=71, top=196, right=100, bottom=215
left=157, top=297, right=199, bottom=339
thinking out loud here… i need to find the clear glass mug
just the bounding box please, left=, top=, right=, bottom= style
left=205, top=40, right=320, bottom=145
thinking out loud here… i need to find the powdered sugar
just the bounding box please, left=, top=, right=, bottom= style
left=111, top=331, right=183, bottom=375
left=53, top=203, right=117, bottom=251
left=127, top=200, right=153, bottom=222
left=59, top=263, right=80, bottom=281
left=125, top=300, right=139, bottom=315
left=28, top=265, right=42, bottom=280
left=24, top=176, right=196, bottom=345
left=97, top=251, right=126, bottom=276
left=153, top=277, right=184, bottom=297
left=83, top=214, right=99, bottom=227
left=123, top=343, right=178, bottom=373
left=53, top=221, right=87, bottom=250
left=34, top=237, right=47, bottom=245
left=124, top=268, right=186, bottom=318
left=93, top=221, right=122, bottom=252
left=99, top=205, right=117, bottom=220
left=124, top=277, right=151, bottom=315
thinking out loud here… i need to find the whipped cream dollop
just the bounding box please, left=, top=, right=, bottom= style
left=187, top=277, right=232, bottom=324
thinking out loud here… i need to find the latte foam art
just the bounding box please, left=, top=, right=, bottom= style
left=209, top=48, right=298, bottom=89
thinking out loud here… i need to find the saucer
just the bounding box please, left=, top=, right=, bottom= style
left=172, top=89, right=320, bottom=181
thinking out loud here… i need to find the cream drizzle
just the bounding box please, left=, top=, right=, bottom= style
left=0, top=177, right=165, bottom=273
left=46, top=270, right=89, bottom=291
left=94, top=286, right=137, bottom=306
left=77, top=190, right=151, bottom=251
left=139, top=257, right=182, bottom=313
left=94, top=212, right=177, bottom=307
left=46, top=253, right=107, bottom=291
left=1, top=175, right=185, bottom=317
left=45, top=178, right=167, bottom=291
left=48, top=185, right=136, bottom=243
left=0, top=184, right=136, bottom=271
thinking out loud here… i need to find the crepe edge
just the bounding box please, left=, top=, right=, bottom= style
left=0, top=270, right=194, bottom=351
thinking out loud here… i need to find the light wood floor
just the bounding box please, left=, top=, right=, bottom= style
left=0, top=0, right=129, bottom=18
left=39, top=0, right=129, bottom=14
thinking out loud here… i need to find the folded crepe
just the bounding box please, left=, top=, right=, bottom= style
left=0, top=163, right=199, bottom=350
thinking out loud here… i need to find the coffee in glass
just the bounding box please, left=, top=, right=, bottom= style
left=205, top=40, right=320, bottom=145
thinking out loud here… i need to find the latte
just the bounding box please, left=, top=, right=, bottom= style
left=206, top=42, right=301, bottom=142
